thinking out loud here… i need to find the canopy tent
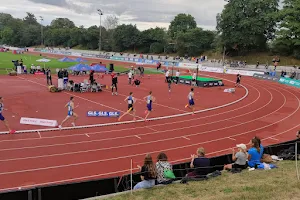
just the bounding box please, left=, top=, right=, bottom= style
left=58, top=57, right=75, bottom=62
left=36, top=58, right=51, bottom=67
left=90, top=64, right=108, bottom=72
left=75, top=58, right=88, bottom=62
left=68, top=63, right=91, bottom=71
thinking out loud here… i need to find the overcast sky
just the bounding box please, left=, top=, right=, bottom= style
left=0, top=0, right=227, bottom=30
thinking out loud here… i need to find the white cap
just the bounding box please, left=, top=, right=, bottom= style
left=236, top=144, right=247, bottom=150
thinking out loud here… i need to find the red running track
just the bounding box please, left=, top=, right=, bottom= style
left=0, top=72, right=299, bottom=192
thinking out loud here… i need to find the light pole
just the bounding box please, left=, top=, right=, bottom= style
left=97, top=9, right=103, bottom=54
left=39, top=16, right=44, bottom=47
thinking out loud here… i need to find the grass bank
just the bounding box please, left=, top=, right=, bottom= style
left=99, top=161, right=300, bottom=200
left=0, top=52, right=161, bottom=75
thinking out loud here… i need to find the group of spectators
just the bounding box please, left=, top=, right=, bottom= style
left=133, top=136, right=278, bottom=190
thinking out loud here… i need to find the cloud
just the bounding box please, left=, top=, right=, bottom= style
left=2, top=0, right=227, bottom=30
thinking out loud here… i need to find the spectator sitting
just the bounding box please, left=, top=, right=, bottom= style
left=224, top=144, right=248, bottom=171
left=134, top=154, right=156, bottom=190
left=156, top=152, right=174, bottom=185
left=248, top=138, right=262, bottom=168
left=132, top=78, right=141, bottom=87
left=36, top=65, right=41, bottom=71
left=186, top=147, right=210, bottom=178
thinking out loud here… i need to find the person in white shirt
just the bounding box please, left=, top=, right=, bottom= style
left=128, top=71, right=133, bottom=84
left=165, top=70, right=170, bottom=83
left=175, top=70, right=180, bottom=84
left=191, top=71, right=197, bottom=86
left=36, top=65, right=41, bottom=71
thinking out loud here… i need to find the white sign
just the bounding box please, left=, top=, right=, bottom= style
left=20, top=117, right=58, bottom=127
left=224, top=88, right=235, bottom=93
left=178, top=63, right=200, bottom=69
left=199, top=66, right=223, bottom=73
left=226, top=69, right=264, bottom=76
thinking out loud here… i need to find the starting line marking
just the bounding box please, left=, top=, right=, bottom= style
left=227, top=137, right=236, bottom=141
left=37, top=131, right=41, bottom=138
left=85, top=134, right=90, bottom=138
left=182, top=136, right=190, bottom=140
left=135, top=135, right=141, bottom=139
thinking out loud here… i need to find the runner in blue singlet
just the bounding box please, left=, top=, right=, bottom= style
left=0, top=97, right=15, bottom=134
left=59, top=97, right=78, bottom=129
left=144, top=91, right=156, bottom=121
left=185, top=88, right=195, bottom=114
left=118, top=92, right=136, bottom=121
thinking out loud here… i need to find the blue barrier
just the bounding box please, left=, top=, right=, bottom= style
left=278, top=77, right=300, bottom=88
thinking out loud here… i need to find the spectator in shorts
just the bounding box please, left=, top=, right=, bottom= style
left=128, top=70, right=133, bottom=84
left=175, top=70, right=180, bottom=84
left=156, top=152, right=174, bottom=184
left=134, top=154, right=157, bottom=190
left=224, top=144, right=248, bottom=171
left=187, top=147, right=210, bottom=178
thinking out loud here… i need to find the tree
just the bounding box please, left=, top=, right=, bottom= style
left=169, top=14, right=197, bottom=39
left=103, top=15, right=119, bottom=30
left=271, top=0, right=300, bottom=58
left=139, top=27, right=168, bottom=53
left=112, top=24, right=141, bottom=52
left=50, top=18, right=75, bottom=29
left=217, top=0, right=279, bottom=55
left=23, top=12, right=38, bottom=25
left=176, top=28, right=215, bottom=56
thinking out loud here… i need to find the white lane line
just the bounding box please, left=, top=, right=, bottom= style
left=268, top=137, right=279, bottom=141
left=37, top=131, right=41, bottom=139
left=85, top=134, right=90, bottom=138
left=146, top=127, right=157, bottom=132
left=182, top=136, right=190, bottom=140
left=135, top=135, right=142, bottom=139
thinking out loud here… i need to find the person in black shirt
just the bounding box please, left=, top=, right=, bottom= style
left=89, top=70, right=95, bottom=85
left=63, top=69, right=69, bottom=89
left=111, top=72, right=118, bottom=95
left=235, top=74, right=241, bottom=87
left=187, top=147, right=210, bottom=178
left=46, top=68, right=52, bottom=85
left=57, top=69, right=64, bottom=90
left=134, top=154, right=157, bottom=190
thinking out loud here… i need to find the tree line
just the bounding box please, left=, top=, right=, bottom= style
left=0, top=0, right=300, bottom=58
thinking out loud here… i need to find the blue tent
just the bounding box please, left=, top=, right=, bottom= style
left=75, top=58, right=88, bottom=62
left=69, top=64, right=91, bottom=71
left=58, top=57, right=75, bottom=62
left=90, top=64, right=108, bottom=72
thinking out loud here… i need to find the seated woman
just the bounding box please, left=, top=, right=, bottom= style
left=156, top=152, right=174, bottom=185
left=132, top=78, right=141, bottom=87
left=187, top=147, right=210, bottom=178
left=248, top=138, right=262, bottom=168
left=134, top=154, right=156, bottom=190
left=224, top=144, right=248, bottom=171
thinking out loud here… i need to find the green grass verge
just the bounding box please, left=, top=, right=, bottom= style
left=0, top=52, right=160, bottom=75
left=100, top=161, right=300, bottom=200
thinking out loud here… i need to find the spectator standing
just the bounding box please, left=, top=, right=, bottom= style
left=175, top=70, right=180, bottom=84
left=128, top=70, right=133, bottom=85
left=134, top=154, right=156, bottom=190
left=224, top=144, right=248, bottom=171
left=57, top=69, right=64, bottom=90
left=187, top=147, right=210, bottom=178
left=63, top=69, right=69, bottom=89
left=46, top=68, right=52, bottom=85
left=156, top=153, right=174, bottom=184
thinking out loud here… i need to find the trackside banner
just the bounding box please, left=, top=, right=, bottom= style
left=20, top=117, right=58, bottom=127
left=278, top=77, right=300, bottom=88
left=253, top=73, right=279, bottom=82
